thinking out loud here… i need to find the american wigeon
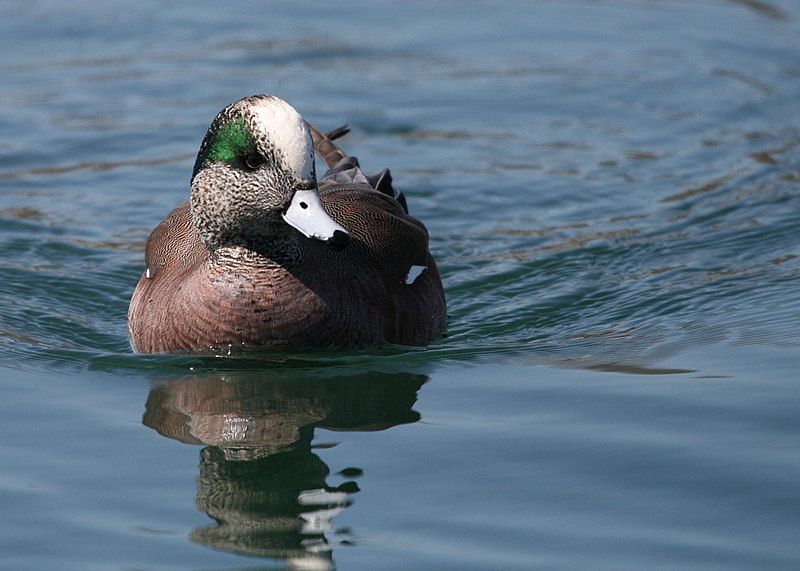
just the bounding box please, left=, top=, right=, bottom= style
left=128, top=95, right=446, bottom=353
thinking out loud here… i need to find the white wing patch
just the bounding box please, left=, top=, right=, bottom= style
left=145, top=267, right=151, bottom=279
left=405, top=265, right=427, bottom=285
left=250, top=97, right=315, bottom=183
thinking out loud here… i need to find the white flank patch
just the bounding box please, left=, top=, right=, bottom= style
left=405, top=265, right=427, bottom=285
left=251, top=96, right=315, bottom=182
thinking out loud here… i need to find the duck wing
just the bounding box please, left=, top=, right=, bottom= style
left=143, top=201, right=207, bottom=278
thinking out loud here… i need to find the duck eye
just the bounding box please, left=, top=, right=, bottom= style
left=244, top=154, right=264, bottom=170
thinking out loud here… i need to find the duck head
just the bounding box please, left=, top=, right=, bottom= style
left=190, top=95, right=348, bottom=252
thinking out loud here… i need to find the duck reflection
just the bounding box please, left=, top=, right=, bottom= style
left=142, top=370, right=426, bottom=568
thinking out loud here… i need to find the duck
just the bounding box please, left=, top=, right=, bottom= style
left=127, top=94, right=446, bottom=353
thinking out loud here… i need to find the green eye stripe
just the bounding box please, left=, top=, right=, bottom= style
left=207, top=118, right=255, bottom=163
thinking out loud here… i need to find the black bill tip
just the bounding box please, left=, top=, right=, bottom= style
left=328, top=229, right=350, bottom=250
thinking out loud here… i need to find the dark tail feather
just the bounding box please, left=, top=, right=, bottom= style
left=308, top=121, right=410, bottom=214
left=307, top=121, right=348, bottom=168
left=325, top=124, right=350, bottom=141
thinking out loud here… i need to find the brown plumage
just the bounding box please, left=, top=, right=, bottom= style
left=127, top=95, right=446, bottom=353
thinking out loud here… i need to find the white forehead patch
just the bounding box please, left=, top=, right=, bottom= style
left=250, top=97, right=315, bottom=182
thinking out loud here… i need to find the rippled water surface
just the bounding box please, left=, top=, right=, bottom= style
left=2, top=1, right=800, bottom=569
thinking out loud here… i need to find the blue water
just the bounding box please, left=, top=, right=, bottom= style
left=1, top=1, right=800, bottom=569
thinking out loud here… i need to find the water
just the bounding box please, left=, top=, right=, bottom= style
left=1, top=1, right=799, bottom=568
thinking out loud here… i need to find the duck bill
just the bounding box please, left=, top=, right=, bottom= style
left=282, top=189, right=348, bottom=241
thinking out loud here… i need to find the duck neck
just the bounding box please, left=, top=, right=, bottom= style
left=209, top=232, right=303, bottom=270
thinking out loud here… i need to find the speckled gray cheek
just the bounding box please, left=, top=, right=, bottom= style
left=191, top=159, right=297, bottom=251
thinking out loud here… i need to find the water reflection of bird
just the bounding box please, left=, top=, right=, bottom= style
left=142, top=370, right=426, bottom=568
